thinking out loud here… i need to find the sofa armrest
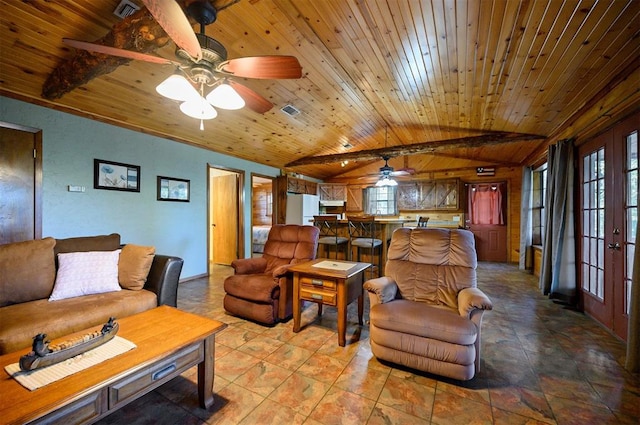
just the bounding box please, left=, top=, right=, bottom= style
left=457, top=287, right=493, bottom=319
left=144, top=255, right=183, bottom=307
left=363, top=277, right=398, bottom=307
left=232, top=257, right=267, bottom=275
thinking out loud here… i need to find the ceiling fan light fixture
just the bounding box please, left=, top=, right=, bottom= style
left=156, top=73, right=200, bottom=102
left=375, top=176, right=397, bottom=187
left=180, top=97, right=218, bottom=120
left=206, top=82, right=245, bottom=110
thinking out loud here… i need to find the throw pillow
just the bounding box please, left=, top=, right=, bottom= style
left=0, top=237, right=56, bottom=307
left=49, top=250, right=122, bottom=301
left=118, top=244, right=155, bottom=290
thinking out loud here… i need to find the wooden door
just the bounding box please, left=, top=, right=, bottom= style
left=579, top=112, right=638, bottom=340
left=211, top=173, right=238, bottom=265
left=465, top=182, right=508, bottom=262
left=0, top=125, right=42, bottom=244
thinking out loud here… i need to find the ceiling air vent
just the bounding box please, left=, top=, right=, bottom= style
left=113, top=0, right=140, bottom=19
left=281, top=104, right=300, bottom=117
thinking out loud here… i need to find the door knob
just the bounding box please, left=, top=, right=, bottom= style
left=607, top=242, right=621, bottom=250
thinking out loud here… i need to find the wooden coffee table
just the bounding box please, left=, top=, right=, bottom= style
left=0, top=306, right=227, bottom=424
left=290, top=259, right=370, bottom=346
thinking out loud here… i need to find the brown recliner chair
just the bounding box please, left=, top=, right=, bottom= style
left=364, top=228, right=492, bottom=380
left=224, top=224, right=319, bottom=325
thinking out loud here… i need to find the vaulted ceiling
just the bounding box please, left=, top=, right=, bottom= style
left=1, top=0, right=639, bottom=181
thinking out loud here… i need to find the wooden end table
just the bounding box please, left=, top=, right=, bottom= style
left=0, top=306, right=227, bottom=425
left=290, top=259, right=370, bottom=346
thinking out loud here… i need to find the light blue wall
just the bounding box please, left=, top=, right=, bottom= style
left=0, top=96, right=280, bottom=279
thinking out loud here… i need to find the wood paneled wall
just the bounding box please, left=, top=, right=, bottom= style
left=252, top=183, right=273, bottom=226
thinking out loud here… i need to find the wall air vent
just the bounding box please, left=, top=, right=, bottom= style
left=281, top=104, right=300, bottom=117
left=113, top=0, right=140, bottom=19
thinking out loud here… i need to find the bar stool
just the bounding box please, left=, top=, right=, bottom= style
left=347, top=215, right=383, bottom=278
left=418, top=216, right=430, bottom=227
left=314, top=215, right=349, bottom=260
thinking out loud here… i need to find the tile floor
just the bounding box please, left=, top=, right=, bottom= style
left=96, top=262, right=639, bottom=424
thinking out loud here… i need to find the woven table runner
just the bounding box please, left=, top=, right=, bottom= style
left=4, top=336, right=136, bottom=391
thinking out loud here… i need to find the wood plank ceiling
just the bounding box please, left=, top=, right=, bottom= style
left=1, top=0, right=639, bottom=180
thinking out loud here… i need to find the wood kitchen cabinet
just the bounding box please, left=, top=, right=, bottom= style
left=285, top=176, right=317, bottom=195
left=319, top=184, right=347, bottom=202
left=397, top=179, right=459, bottom=210
left=397, top=183, right=420, bottom=210
left=346, top=185, right=365, bottom=212
left=435, top=179, right=458, bottom=209
left=276, top=175, right=318, bottom=223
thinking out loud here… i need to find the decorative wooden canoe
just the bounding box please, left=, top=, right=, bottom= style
left=19, top=317, right=119, bottom=371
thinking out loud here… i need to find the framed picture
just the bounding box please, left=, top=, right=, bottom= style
left=94, top=159, right=140, bottom=192
left=157, top=176, right=190, bottom=202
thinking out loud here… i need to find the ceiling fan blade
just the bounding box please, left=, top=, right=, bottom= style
left=63, top=39, right=180, bottom=65
left=391, top=169, right=414, bottom=176
left=217, top=56, right=302, bottom=79
left=228, top=80, right=273, bottom=114
left=142, top=0, right=202, bottom=61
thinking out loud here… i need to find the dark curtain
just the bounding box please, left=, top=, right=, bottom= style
left=539, top=139, right=577, bottom=304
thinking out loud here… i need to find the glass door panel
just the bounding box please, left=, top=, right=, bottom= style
left=581, top=148, right=606, bottom=301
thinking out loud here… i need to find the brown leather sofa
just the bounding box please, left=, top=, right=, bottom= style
left=224, top=224, right=319, bottom=325
left=364, top=228, right=492, bottom=380
left=0, top=234, right=183, bottom=354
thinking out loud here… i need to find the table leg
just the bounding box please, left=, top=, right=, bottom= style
left=198, top=334, right=215, bottom=409
left=337, top=282, right=346, bottom=347
left=357, top=294, right=364, bottom=326
left=293, top=274, right=301, bottom=333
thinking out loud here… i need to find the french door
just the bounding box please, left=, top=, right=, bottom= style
left=579, top=112, right=639, bottom=340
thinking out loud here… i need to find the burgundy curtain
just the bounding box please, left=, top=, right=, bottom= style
left=468, top=183, right=505, bottom=225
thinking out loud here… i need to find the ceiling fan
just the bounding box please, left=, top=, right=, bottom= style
left=381, top=156, right=415, bottom=176
left=374, top=156, right=415, bottom=186
left=62, top=0, right=302, bottom=128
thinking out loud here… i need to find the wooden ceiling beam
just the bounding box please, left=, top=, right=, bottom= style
left=286, top=132, right=546, bottom=167
left=426, top=151, right=523, bottom=167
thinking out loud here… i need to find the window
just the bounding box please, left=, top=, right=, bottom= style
left=625, top=130, right=638, bottom=314
left=532, top=164, right=547, bottom=245
left=363, top=186, right=397, bottom=215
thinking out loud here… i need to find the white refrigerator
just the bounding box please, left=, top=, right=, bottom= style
left=285, top=194, right=319, bottom=225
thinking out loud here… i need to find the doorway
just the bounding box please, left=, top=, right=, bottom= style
left=208, top=165, right=244, bottom=269
left=578, top=111, right=639, bottom=340
left=251, top=174, right=275, bottom=257
left=0, top=122, right=43, bottom=244
left=465, top=182, right=508, bottom=262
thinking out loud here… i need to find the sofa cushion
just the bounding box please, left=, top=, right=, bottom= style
left=0, top=238, right=56, bottom=307
left=370, top=299, right=477, bottom=346
left=49, top=250, right=122, bottom=301
left=0, top=289, right=157, bottom=354
left=54, top=233, right=121, bottom=257
left=119, top=244, right=155, bottom=290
